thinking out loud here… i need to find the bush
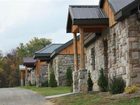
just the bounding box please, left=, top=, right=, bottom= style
left=109, top=77, right=126, bottom=94
left=66, top=67, right=73, bottom=86
left=42, top=80, right=48, bottom=87
left=49, top=71, right=57, bottom=87
left=87, top=72, right=93, bottom=91
left=125, top=85, right=139, bottom=94
left=98, top=68, right=108, bottom=92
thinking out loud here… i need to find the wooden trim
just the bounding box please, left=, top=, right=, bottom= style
left=79, top=27, right=85, bottom=70
left=72, top=25, right=79, bottom=33
left=20, top=70, right=24, bottom=80
left=73, top=33, right=78, bottom=71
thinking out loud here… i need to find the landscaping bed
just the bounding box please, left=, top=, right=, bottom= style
left=21, top=86, right=71, bottom=96
left=51, top=92, right=140, bottom=105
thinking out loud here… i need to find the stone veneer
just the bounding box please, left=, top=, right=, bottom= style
left=85, top=14, right=140, bottom=91
left=52, top=55, right=74, bottom=86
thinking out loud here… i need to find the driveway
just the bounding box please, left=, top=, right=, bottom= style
left=0, top=88, right=53, bottom=105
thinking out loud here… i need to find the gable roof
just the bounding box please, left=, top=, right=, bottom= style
left=100, top=0, right=139, bottom=21
left=23, top=57, right=36, bottom=67
left=67, top=5, right=109, bottom=33
left=51, top=36, right=79, bottom=58
left=109, top=0, right=135, bottom=13
left=34, top=44, right=63, bottom=59
left=23, top=57, right=36, bottom=64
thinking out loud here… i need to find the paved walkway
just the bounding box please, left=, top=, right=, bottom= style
left=0, top=88, right=53, bottom=105
left=45, top=92, right=76, bottom=99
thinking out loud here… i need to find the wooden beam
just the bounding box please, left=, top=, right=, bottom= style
left=20, top=70, right=24, bottom=86
left=36, top=60, right=41, bottom=78
left=72, top=25, right=79, bottom=33
left=79, top=27, right=85, bottom=70
left=73, top=33, right=78, bottom=71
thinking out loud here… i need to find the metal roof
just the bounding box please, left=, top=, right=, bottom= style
left=67, top=5, right=109, bottom=33
left=100, top=0, right=139, bottom=21
left=34, top=44, right=63, bottom=58
left=23, top=57, right=36, bottom=64
left=70, top=5, right=107, bottom=19
left=109, top=0, right=135, bottom=13
left=51, top=36, right=80, bottom=58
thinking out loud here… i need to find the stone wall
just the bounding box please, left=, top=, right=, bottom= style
left=127, top=14, right=140, bottom=85
left=52, top=55, right=74, bottom=86
left=85, top=32, right=108, bottom=91
left=108, top=17, right=130, bottom=86
left=40, top=64, right=48, bottom=84
left=85, top=14, right=140, bottom=91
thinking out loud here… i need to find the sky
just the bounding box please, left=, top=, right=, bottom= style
left=0, top=0, right=99, bottom=54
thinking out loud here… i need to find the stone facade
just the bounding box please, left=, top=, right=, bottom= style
left=40, top=64, right=48, bottom=84
left=85, top=32, right=108, bottom=91
left=52, top=55, right=74, bottom=86
left=85, top=14, right=140, bottom=91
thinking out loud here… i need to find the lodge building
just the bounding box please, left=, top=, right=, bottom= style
left=66, top=0, right=140, bottom=92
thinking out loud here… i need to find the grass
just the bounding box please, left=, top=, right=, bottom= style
left=20, top=86, right=71, bottom=96
left=52, top=92, right=140, bottom=105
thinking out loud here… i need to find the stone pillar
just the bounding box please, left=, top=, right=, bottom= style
left=78, top=69, right=88, bottom=93
left=48, top=63, right=51, bottom=82
left=73, top=71, right=79, bottom=93
left=20, top=70, right=24, bottom=86
left=79, top=27, right=88, bottom=93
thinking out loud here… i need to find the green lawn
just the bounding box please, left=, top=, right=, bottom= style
left=21, top=86, right=71, bottom=96
left=52, top=93, right=140, bottom=105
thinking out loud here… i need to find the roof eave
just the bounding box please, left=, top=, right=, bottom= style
left=73, top=18, right=109, bottom=26
left=115, top=1, right=137, bottom=21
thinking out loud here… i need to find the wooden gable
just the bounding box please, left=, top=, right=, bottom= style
left=101, top=0, right=116, bottom=27
left=59, top=39, right=80, bottom=55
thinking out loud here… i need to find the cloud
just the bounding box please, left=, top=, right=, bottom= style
left=0, top=0, right=100, bottom=53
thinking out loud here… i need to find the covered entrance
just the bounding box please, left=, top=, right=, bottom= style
left=66, top=5, right=109, bottom=93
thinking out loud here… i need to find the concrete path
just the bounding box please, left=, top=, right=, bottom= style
left=0, top=88, right=53, bottom=105
left=45, top=92, right=76, bottom=99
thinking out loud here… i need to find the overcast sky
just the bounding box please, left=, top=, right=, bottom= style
left=0, top=0, right=99, bottom=54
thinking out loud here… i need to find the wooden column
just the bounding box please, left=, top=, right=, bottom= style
left=20, top=70, right=24, bottom=86
left=79, top=27, right=85, bottom=70
left=36, top=60, right=41, bottom=87
left=25, top=67, right=28, bottom=85
left=73, top=33, right=78, bottom=71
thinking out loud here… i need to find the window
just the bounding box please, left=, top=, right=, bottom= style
left=113, top=33, right=116, bottom=63
left=91, top=47, right=95, bottom=70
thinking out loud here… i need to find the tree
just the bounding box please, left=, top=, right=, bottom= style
left=66, top=67, right=72, bottom=86
left=0, top=37, right=52, bottom=88
left=98, top=68, right=108, bottom=92
left=26, top=37, right=51, bottom=56
left=87, top=72, right=93, bottom=91
left=16, top=37, right=51, bottom=62
left=49, top=71, right=57, bottom=87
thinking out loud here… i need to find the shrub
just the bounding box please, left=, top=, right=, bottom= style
left=42, top=80, right=48, bottom=87
left=66, top=67, right=73, bottom=86
left=87, top=72, right=93, bottom=91
left=98, top=68, right=108, bottom=92
left=109, top=77, right=126, bottom=94
left=125, top=85, right=139, bottom=94
left=49, top=71, right=57, bottom=87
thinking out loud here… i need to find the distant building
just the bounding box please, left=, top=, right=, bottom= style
left=19, top=57, right=36, bottom=86
left=34, top=38, right=80, bottom=86
left=34, top=44, right=62, bottom=87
